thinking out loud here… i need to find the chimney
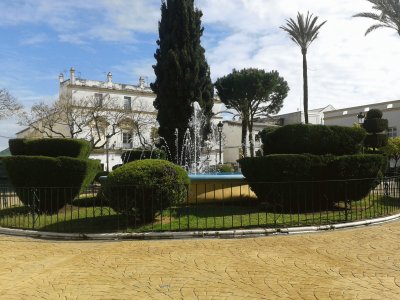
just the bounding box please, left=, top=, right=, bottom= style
left=139, top=76, right=145, bottom=89
left=59, top=73, right=64, bottom=83
left=70, top=67, right=75, bottom=84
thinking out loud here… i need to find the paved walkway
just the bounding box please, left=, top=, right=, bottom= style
left=1, top=223, right=400, bottom=299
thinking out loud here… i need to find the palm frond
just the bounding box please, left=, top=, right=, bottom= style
left=280, top=11, right=326, bottom=51
left=365, top=23, right=392, bottom=35
left=353, top=0, right=400, bottom=35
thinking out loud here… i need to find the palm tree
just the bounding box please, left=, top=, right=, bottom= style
left=281, top=12, right=326, bottom=124
left=353, top=0, right=400, bottom=36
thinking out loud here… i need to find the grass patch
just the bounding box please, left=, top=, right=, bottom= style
left=0, top=193, right=399, bottom=233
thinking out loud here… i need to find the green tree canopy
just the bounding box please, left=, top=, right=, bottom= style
left=381, top=136, right=400, bottom=168
left=215, top=68, right=289, bottom=157
left=151, top=0, right=213, bottom=162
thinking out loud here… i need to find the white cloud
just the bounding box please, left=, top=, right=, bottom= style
left=19, top=33, right=48, bottom=45
left=1, top=0, right=400, bottom=120
left=0, top=0, right=160, bottom=44
left=198, top=0, right=400, bottom=113
left=112, top=59, right=156, bottom=86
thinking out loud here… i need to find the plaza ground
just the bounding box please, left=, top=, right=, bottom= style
left=0, top=222, right=400, bottom=299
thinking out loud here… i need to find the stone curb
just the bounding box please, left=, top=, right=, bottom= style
left=0, top=213, right=400, bottom=241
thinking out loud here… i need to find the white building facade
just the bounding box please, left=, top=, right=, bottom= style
left=323, top=100, right=400, bottom=138
left=272, top=105, right=335, bottom=126
left=17, top=67, right=224, bottom=171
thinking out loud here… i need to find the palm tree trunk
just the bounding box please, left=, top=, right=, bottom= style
left=302, top=49, right=309, bottom=124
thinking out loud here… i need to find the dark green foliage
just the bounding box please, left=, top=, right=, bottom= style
left=103, top=159, right=189, bottom=222
left=362, top=109, right=388, bottom=149
left=121, top=149, right=166, bottom=164
left=215, top=68, right=289, bottom=157
left=262, top=124, right=366, bottom=155
left=239, top=154, right=386, bottom=210
left=364, top=134, right=388, bottom=148
left=94, top=171, right=109, bottom=183
left=151, top=0, right=214, bottom=161
left=366, top=109, right=383, bottom=119
left=3, top=156, right=100, bottom=214
left=9, top=138, right=92, bottom=159
left=112, top=164, right=122, bottom=171
left=363, top=118, right=388, bottom=133
left=259, top=127, right=278, bottom=143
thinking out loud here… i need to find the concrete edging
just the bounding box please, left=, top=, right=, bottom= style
left=1, top=213, right=400, bottom=241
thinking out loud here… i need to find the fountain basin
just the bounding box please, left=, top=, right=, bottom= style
left=188, top=173, right=257, bottom=203
left=99, top=174, right=257, bottom=204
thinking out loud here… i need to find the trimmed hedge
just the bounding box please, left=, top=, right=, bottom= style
left=363, top=119, right=388, bottom=133
left=9, top=138, right=92, bottom=159
left=239, top=154, right=386, bottom=210
left=366, top=109, right=383, bottom=119
left=121, top=149, right=167, bottom=164
left=364, top=134, right=388, bottom=148
left=262, top=124, right=366, bottom=155
left=103, top=159, right=189, bottom=222
left=3, top=156, right=100, bottom=214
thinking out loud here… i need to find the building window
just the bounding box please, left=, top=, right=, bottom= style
left=343, top=111, right=348, bottom=115
left=95, top=93, right=103, bottom=107
left=387, top=104, right=393, bottom=109
left=122, top=132, right=133, bottom=147
left=124, top=96, right=132, bottom=110
left=388, top=127, right=397, bottom=138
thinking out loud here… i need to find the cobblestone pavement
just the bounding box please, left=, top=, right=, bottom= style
left=1, top=223, right=400, bottom=299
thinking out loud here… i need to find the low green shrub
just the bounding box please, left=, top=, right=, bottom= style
left=9, top=138, right=92, bottom=159
left=103, top=159, right=189, bottom=222
left=94, top=171, right=109, bottom=183
left=362, top=119, right=388, bottom=133
left=239, top=154, right=386, bottom=210
left=3, top=156, right=100, bottom=214
left=365, top=109, right=383, bottom=119
left=262, top=124, right=366, bottom=155
left=364, top=134, right=388, bottom=148
left=217, top=164, right=235, bottom=173
left=121, top=149, right=167, bottom=164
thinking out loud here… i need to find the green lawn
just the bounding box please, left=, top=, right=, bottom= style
left=0, top=193, right=399, bottom=233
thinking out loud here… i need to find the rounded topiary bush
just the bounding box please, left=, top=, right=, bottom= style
left=9, top=138, right=92, bottom=159
left=239, top=154, right=386, bottom=210
left=121, top=149, right=166, bottom=164
left=103, top=159, right=189, bottom=222
left=262, top=124, right=366, bottom=155
left=3, top=156, right=100, bottom=214
left=365, top=109, right=383, bottom=119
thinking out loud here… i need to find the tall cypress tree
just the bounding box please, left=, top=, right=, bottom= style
left=151, top=0, right=214, bottom=162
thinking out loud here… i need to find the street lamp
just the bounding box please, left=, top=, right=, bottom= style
left=217, top=121, right=223, bottom=164
left=106, top=124, right=117, bottom=172
left=357, top=112, right=365, bottom=125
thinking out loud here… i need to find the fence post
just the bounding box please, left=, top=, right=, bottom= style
left=344, top=182, right=348, bottom=222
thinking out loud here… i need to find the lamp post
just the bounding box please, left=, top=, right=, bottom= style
left=217, top=121, right=223, bottom=164
left=106, top=124, right=117, bottom=172
left=357, top=112, right=365, bottom=154
left=357, top=112, right=365, bottom=125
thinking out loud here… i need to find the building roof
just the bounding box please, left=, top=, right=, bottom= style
left=324, top=99, right=400, bottom=114
left=0, top=148, right=11, bottom=157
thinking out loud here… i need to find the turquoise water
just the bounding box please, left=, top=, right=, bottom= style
left=189, top=173, right=244, bottom=181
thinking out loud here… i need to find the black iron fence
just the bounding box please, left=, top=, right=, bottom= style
left=0, top=176, right=399, bottom=234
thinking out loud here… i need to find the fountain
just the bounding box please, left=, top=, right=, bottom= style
left=107, top=102, right=252, bottom=204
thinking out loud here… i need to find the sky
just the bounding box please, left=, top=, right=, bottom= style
left=0, top=0, right=400, bottom=150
